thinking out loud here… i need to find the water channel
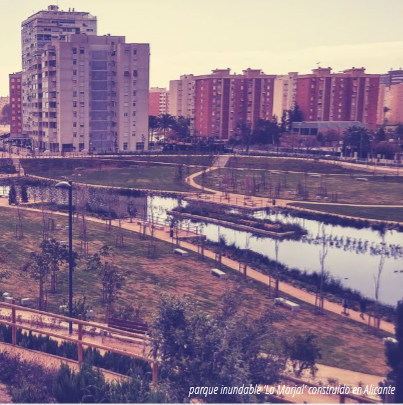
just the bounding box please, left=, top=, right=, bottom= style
left=147, top=196, right=403, bottom=306
left=1, top=184, right=402, bottom=306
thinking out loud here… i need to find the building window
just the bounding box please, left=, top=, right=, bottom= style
left=80, top=49, right=85, bottom=54
left=136, top=142, right=144, bottom=151
left=73, top=101, right=77, bottom=107
left=123, top=142, right=128, bottom=150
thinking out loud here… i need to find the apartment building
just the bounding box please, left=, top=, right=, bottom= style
left=149, top=87, right=169, bottom=116
left=169, top=74, right=195, bottom=119
left=9, top=73, right=23, bottom=137
left=169, top=69, right=276, bottom=139
left=272, top=72, right=298, bottom=118
left=21, top=5, right=150, bottom=153
left=295, top=67, right=380, bottom=130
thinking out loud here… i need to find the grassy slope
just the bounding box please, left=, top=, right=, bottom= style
left=0, top=205, right=390, bottom=376
left=195, top=167, right=403, bottom=205
left=290, top=203, right=403, bottom=222
left=22, top=159, right=201, bottom=192
left=228, top=156, right=370, bottom=174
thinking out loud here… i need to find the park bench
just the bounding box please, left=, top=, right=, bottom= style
left=274, top=297, right=300, bottom=312
left=20, top=298, right=30, bottom=307
left=4, top=296, right=14, bottom=304
left=174, top=248, right=188, bottom=257
left=355, top=177, right=369, bottom=182
left=153, top=225, right=164, bottom=231
left=211, top=268, right=227, bottom=279
left=108, top=318, right=149, bottom=335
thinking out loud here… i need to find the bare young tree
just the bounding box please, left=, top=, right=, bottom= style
left=22, top=239, right=69, bottom=309
left=318, top=224, right=328, bottom=313
left=84, top=245, right=126, bottom=319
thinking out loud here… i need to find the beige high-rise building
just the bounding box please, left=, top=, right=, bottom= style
left=21, top=5, right=150, bottom=153
left=272, top=72, right=298, bottom=119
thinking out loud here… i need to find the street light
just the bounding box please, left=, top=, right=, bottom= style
left=55, top=180, right=73, bottom=334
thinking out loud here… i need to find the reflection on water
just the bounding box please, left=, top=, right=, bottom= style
left=148, top=196, right=403, bottom=306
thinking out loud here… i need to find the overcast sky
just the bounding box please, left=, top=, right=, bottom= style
left=1, top=0, right=403, bottom=95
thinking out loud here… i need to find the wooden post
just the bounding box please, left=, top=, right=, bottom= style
left=11, top=299, right=17, bottom=346
left=152, top=361, right=158, bottom=385
left=339, top=393, right=345, bottom=403
left=78, top=314, right=83, bottom=364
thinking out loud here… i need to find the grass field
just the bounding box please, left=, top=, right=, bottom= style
left=0, top=205, right=391, bottom=376
left=195, top=167, right=403, bottom=205
left=22, top=159, right=201, bottom=192
left=227, top=156, right=371, bottom=174
left=113, top=154, right=215, bottom=167
left=289, top=203, right=403, bottom=222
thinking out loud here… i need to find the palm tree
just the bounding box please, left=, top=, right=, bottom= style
left=149, top=115, right=159, bottom=143
left=157, top=114, right=176, bottom=141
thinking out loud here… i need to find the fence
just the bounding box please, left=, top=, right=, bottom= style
left=0, top=301, right=158, bottom=383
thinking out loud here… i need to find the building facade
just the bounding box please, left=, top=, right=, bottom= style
left=149, top=87, right=169, bottom=116
left=21, top=5, right=149, bottom=153
left=295, top=67, right=380, bottom=130
left=9, top=73, right=23, bottom=137
left=272, top=72, right=298, bottom=119
left=169, top=69, right=276, bottom=139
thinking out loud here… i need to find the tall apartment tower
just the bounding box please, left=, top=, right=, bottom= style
left=21, top=5, right=150, bottom=153
left=169, top=69, right=276, bottom=139
left=272, top=72, right=298, bottom=118
left=21, top=5, right=97, bottom=148
left=9, top=72, right=23, bottom=137
left=149, top=87, right=169, bottom=116
left=295, top=67, right=380, bottom=130
left=169, top=74, right=195, bottom=120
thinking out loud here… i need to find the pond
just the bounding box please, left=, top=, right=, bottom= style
left=3, top=184, right=402, bottom=306
left=148, top=196, right=403, bottom=306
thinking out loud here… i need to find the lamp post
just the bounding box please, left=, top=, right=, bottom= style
left=55, top=180, right=73, bottom=334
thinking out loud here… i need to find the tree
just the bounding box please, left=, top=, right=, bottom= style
left=283, top=332, right=322, bottom=377
left=84, top=245, right=125, bottom=318
left=148, top=115, right=159, bottom=143
left=383, top=300, right=403, bottom=403
left=374, top=141, right=400, bottom=160
left=252, top=118, right=281, bottom=145
left=172, top=116, right=191, bottom=140
left=150, top=288, right=286, bottom=403
left=22, top=239, right=70, bottom=309
left=21, top=184, right=29, bottom=203
left=236, top=121, right=252, bottom=153
left=1, top=104, right=10, bottom=125
left=286, top=103, right=304, bottom=131
left=342, top=126, right=372, bottom=158
left=157, top=114, right=176, bottom=141
left=8, top=183, right=17, bottom=205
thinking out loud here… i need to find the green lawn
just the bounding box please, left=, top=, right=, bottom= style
left=195, top=168, right=403, bottom=205
left=289, top=203, right=403, bottom=222
left=22, top=159, right=202, bottom=192
left=228, top=156, right=370, bottom=174
left=0, top=205, right=390, bottom=376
